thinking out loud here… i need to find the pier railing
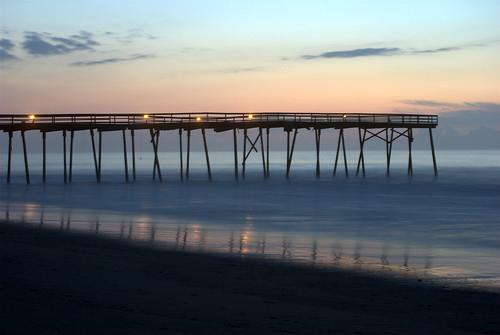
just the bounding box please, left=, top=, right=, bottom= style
left=0, top=112, right=438, bottom=127
left=0, top=112, right=439, bottom=184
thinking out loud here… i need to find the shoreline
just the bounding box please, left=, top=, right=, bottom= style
left=1, top=221, right=499, bottom=334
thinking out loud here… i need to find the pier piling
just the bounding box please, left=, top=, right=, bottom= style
left=6, top=131, right=12, bottom=183
left=201, top=128, right=212, bottom=181
left=131, top=129, right=136, bottom=181
left=356, top=128, right=366, bottom=177
left=150, top=129, right=162, bottom=182
left=386, top=129, right=394, bottom=177
left=242, top=128, right=247, bottom=180
left=21, top=130, right=30, bottom=184
left=233, top=128, right=238, bottom=180
left=98, top=130, right=102, bottom=182
left=122, top=129, right=129, bottom=182
left=315, top=129, right=321, bottom=178
left=266, top=128, right=270, bottom=178
left=286, top=128, right=298, bottom=179
left=69, top=130, right=74, bottom=183
left=90, top=129, right=99, bottom=182
left=42, top=131, right=46, bottom=183
left=408, top=128, right=413, bottom=177
left=186, top=129, right=191, bottom=180
left=179, top=129, right=183, bottom=181
left=429, top=128, right=438, bottom=176
left=63, top=130, right=67, bottom=184
left=0, top=112, right=438, bottom=183
left=259, top=128, right=266, bottom=178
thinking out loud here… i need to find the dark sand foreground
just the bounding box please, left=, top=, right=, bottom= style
left=1, top=222, right=499, bottom=334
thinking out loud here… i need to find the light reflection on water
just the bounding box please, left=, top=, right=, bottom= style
left=4, top=200, right=499, bottom=287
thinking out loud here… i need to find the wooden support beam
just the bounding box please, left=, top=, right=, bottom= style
left=156, top=130, right=161, bottom=179
left=364, top=128, right=387, bottom=142
left=233, top=128, right=238, bottom=180
left=341, top=129, right=348, bottom=177
left=361, top=129, right=366, bottom=176
left=21, top=130, right=30, bottom=184
left=242, top=128, right=247, bottom=179
left=122, top=129, right=129, bottom=182
left=245, top=134, right=260, bottom=157
left=151, top=129, right=157, bottom=180
left=98, top=130, right=102, bottom=182
left=6, top=131, right=12, bottom=183
left=69, top=130, right=74, bottom=183
left=315, top=129, right=321, bottom=178
left=42, top=132, right=46, bottom=183
left=333, top=129, right=348, bottom=177
left=179, top=129, right=183, bottom=181
left=90, top=129, right=99, bottom=182
left=131, top=129, right=136, bottom=181
left=408, top=128, right=413, bottom=176
left=259, top=128, right=266, bottom=178
left=149, top=129, right=162, bottom=182
left=63, top=130, right=67, bottom=184
left=333, top=129, right=342, bottom=176
left=356, top=128, right=366, bottom=177
left=266, top=128, right=270, bottom=178
left=387, top=128, right=394, bottom=177
left=286, top=128, right=298, bottom=179
left=429, top=128, right=438, bottom=176
left=186, top=129, right=191, bottom=180
left=385, top=129, right=389, bottom=177
left=201, top=128, right=212, bottom=181
left=286, top=130, right=290, bottom=177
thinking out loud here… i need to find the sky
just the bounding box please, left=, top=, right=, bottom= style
left=0, top=0, right=499, bottom=115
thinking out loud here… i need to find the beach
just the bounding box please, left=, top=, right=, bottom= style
left=2, top=221, right=499, bottom=334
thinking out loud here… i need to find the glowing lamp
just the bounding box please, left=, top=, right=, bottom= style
left=143, top=114, right=149, bottom=119
left=196, top=117, right=202, bottom=122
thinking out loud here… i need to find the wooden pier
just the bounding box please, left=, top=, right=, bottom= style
left=0, top=112, right=438, bottom=183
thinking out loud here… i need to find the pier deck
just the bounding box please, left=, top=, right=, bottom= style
left=0, top=112, right=438, bottom=183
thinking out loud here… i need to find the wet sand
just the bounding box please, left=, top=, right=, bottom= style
left=1, top=221, right=499, bottom=334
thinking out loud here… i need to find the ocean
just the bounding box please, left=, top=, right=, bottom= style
left=1, top=149, right=499, bottom=288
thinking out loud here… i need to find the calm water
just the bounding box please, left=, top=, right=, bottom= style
left=1, top=149, right=499, bottom=288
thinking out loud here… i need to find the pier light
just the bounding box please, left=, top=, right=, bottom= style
left=196, top=116, right=202, bottom=122
left=28, top=114, right=36, bottom=121
left=248, top=114, right=253, bottom=120
left=343, top=114, right=347, bottom=119
left=143, top=114, right=149, bottom=120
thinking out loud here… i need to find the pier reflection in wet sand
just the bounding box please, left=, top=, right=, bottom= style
left=2, top=201, right=459, bottom=279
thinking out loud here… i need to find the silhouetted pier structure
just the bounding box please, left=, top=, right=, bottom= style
left=0, top=112, right=438, bottom=184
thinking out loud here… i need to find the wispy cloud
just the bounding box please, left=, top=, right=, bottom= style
left=464, top=102, right=500, bottom=112
left=22, top=31, right=99, bottom=56
left=70, top=54, right=153, bottom=66
left=398, top=99, right=500, bottom=113
left=218, top=67, right=265, bottom=74
left=299, top=40, right=499, bottom=60
left=397, top=99, right=460, bottom=108
left=411, top=47, right=461, bottom=54
left=104, top=28, right=157, bottom=44
left=302, top=48, right=400, bottom=59
left=0, top=38, right=17, bottom=61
